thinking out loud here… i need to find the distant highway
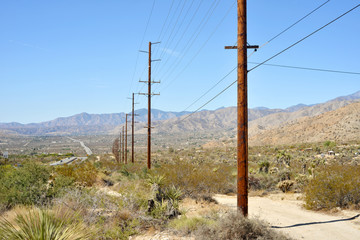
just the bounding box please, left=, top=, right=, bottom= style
left=67, top=137, right=93, bottom=155
left=50, top=156, right=87, bottom=166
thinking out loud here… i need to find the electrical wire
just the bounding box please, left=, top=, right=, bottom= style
left=157, top=0, right=188, bottom=61
left=268, top=0, right=330, bottom=44
left=183, top=66, right=237, bottom=112
left=248, top=0, right=331, bottom=57
left=178, top=3, right=360, bottom=122
left=128, top=0, right=156, bottom=98
left=153, top=0, right=200, bottom=75
left=158, top=0, right=234, bottom=92
left=248, top=62, right=360, bottom=75
left=180, top=78, right=237, bottom=122
left=153, top=0, right=221, bottom=84
left=249, top=3, right=360, bottom=72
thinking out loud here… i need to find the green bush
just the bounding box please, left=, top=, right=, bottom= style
left=305, top=165, right=360, bottom=210
left=248, top=174, right=278, bottom=191
left=0, top=163, right=50, bottom=207
left=169, top=216, right=214, bottom=234
left=54, top=162, right=98, bottom=187
left=153, top=160, right=235, bottom=198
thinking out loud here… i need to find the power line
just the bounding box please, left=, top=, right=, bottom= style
left=183, top=66, right=237, bottom=112
left=157, top=0, right=188, bottom=61
left=156, top=0, right=175, bottom=44
left=268, top=0, right=330, bottom=44
left=128, top=0, right=156, bottom=98
left=158, top=0, right=234, bottom=92
left=153, top=0, right=221, bottom=84
left=153, top=0, right=199, bottom=75
left=178, top=3, right=360, bottom=121
left=249, top=3, right=360, bottom=73
left=248, top=62, right=360, bottom=75
left=180, top=78, right=237, bottom=122
left=248, top=0, right=331, bottom=58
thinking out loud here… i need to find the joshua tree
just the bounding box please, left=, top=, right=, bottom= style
left=276, top=150, right=292, bottom=167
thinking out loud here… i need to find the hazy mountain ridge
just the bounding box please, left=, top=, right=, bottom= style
left=1, top=90, right=360, bottom=139
left=132, top=91, right=360, bottom=136
left=0, top=109, right=191, bottom=135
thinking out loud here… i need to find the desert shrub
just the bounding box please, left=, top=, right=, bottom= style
left=0, top=163, right=50, bottom=207
left=294, top=174, right=309, bottom=191
left=249, top=174, right=278, bottom=191
left=54, top=188, right=122, bottom=223
left=53, top=188, right=141, bottom=239
left=305, top=165, right=360, bottom=210
left=148, top=199, right=169, bottom=219
left=169, top=216, right=214, bottom=235
left=111, top=178, right=151, bottom=211
left=194, top=212, right=291, bottom=240
left=54, top=162, right=98, bottom=187
left=0, top=208, right=93, bottom=240
left=324, top=140, right=336, bottom=149
left=277, top=180, right=295, bottom=193
left=153, top=160, right=235, bottom=198
left=95, top=210, right=139, bottom=240
left=258, top=160, right=270, bottom=173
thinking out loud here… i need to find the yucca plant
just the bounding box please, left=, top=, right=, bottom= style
left=146, top=174, right=165, bottom=187
left=0, top=208, right=93, bottom=240
left=164, top=185, right=183, bottom=202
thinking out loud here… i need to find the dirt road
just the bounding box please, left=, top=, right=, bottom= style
left=214, top=194, right=360, bottom=240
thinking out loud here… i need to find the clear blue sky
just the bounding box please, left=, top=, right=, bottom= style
left=1, top=0, right=359, bottom=123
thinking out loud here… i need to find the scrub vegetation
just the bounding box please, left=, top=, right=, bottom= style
left=1, top=139, right=359, bottom=238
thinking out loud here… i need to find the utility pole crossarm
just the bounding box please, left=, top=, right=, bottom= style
left=224, top=45, right=259, bottom=49
left=138, top=93, right=160, bottom=96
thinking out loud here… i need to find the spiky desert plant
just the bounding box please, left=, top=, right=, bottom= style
left=146, top=174, right=165, bottom=187
left=164, top=185, right=183, bottom=202
left=0, top=208, right=93, bottom=240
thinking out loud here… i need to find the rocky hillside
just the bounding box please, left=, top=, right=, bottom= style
left=250, top=101, right=360, bottom=145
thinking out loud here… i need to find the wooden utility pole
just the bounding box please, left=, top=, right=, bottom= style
left=237, top=0, right=248, bottom=217
left=128, top=93, right=139, bottom=163
left=139, top=41, right=160, bottom=169
left=119, top=131, right=122, bottom=163
left=225, top=0, right=258, bottom=216
left=122, top=126, right=125, bottom=163
left=125, top=114, right=128, bottom=164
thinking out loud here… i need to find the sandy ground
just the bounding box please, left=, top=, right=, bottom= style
left=214, top=194, right=360, bottom=240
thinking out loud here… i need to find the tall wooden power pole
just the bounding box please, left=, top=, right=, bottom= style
left=128, top=93, right=139, bottom=164
left=225, top=0, right=258, bottom=216
left=139, top=41, right=160, bottom=169
left=122, top=126, right=125, bottom=163
left=119, top=131, right=122, bottom=163
left=237, top=0, right=248, bottom=217
left=125, top=114, right=128, bottom=164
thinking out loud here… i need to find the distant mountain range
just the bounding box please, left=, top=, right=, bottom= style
left=1, top=90, right=360, bottom=146
left=0, top=109, right=190, bottom=136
